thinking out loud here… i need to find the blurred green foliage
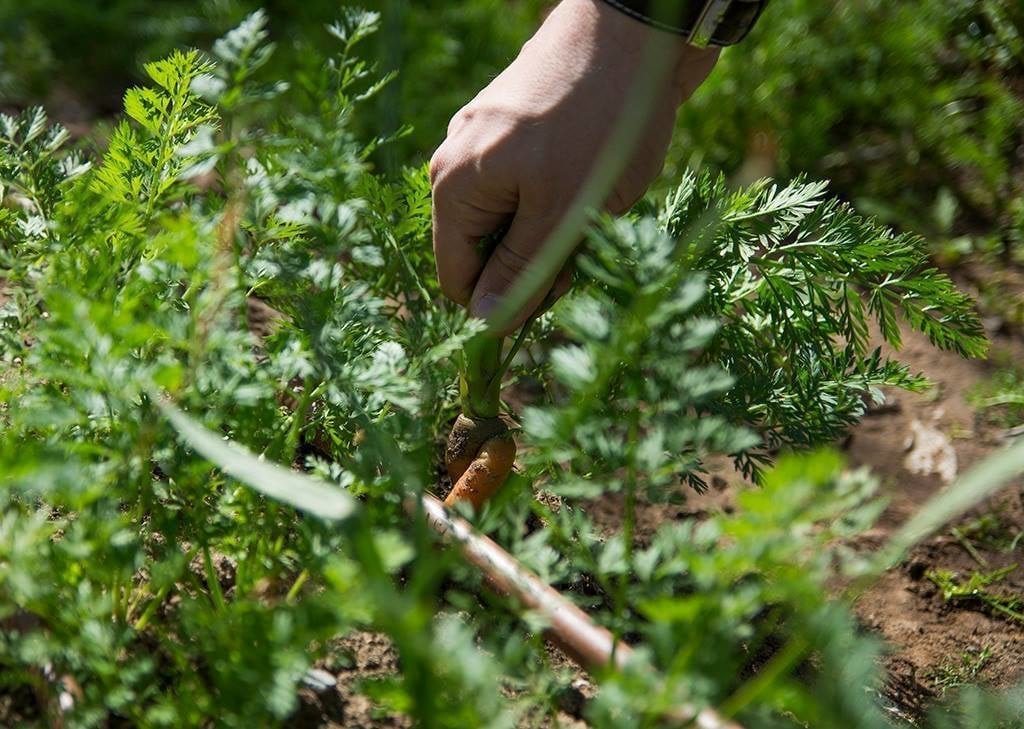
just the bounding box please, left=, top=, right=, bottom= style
left=4, top=0, right=1021, bottom=265
left=0, top=0, right=545, bottom=161
left=674, top=0, right=1024, bottom=264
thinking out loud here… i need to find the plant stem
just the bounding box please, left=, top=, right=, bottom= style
left=718, top=636, right=810, bottom=720
left=286, top=569, right=310, bottom=604
left=951, top=526, right=989, bottom=567
left=133, top=584, right=172, bottom=632
left=460, top=333, right=504, bottom=418
left=498, top=312, right=537, bottom=378
left=203, top=545, right=227, bottom=612
left=459, top=315, right=539, bottom=419
left=983, top=596, right=1024, bottom=623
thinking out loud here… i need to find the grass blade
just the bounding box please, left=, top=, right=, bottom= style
left=157, top=398, right=356, bottom=521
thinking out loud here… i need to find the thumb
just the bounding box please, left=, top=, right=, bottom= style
left=469, top=207, right=567, bottom=336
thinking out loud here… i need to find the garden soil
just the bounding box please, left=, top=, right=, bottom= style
left=843, top=325, right=1024, bottom=717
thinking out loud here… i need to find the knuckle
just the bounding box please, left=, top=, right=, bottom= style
left=431, top=173, right=462, bottom=211
left=430, top=151, right=475, bottom=199
left=606, top=187, right=641, bottom=216
left=492, top=243, right=534, bottom=282
left=605, top=192, right=629, bottom=216
left=429, top=148, right=451, bottom=186
left=447, top=108, right=474, bottom=136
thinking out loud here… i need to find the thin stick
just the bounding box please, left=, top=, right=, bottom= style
left=413, top=494, right=743, bottom=729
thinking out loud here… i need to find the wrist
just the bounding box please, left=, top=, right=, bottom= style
left=573, top=0, right=718, bottom=104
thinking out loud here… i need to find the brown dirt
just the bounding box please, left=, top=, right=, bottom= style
left=590, top=325, right=1024, bottom=719
left=293, top=632, right=411, bottom=729
left=844, top=326, right=1024, bottom=715
left=293, top=324, right=1024, bottom=726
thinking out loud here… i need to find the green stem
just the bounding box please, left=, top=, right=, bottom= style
left=459, top=316, right=539, bottom=419
left=203, top=545, right=227, bottom=612
left=286, top=569, right=310, bottom=604
left=983, top=596, right=1024, bottom=624
left=950, top=527, right=988, bottom=567
left=498, top=313, right=537, bottom=379
left=283, top=378, right=320, bottom=461
left=133, top=583, right=172, bottom=632
left=718, top=636, right=810, bottom=720
left=460, top=333, right=504, bottom=419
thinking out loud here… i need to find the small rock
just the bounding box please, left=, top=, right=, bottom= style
left=903, top=419, right=958, bottom=484
left=982, top=315, right=1007, bottom=335
left=999, top=424, right=1024, bottom=441
left=301, top=668, right=337, bottom=694
left=865, top=396, right=902, bottom=416
left=556, top=678, right=595, bottom=718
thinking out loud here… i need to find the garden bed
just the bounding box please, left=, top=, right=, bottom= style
left=286, top=326, right=1024, bottom=728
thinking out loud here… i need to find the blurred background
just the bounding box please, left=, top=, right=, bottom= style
left=1, top=0, right=1022, bottom=318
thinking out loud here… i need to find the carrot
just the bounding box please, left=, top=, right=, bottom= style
left=442, top=325, right=532, bottom=510
left=444, top=414, right=511, bottom=482
left=444, top=430, right=516, bottom=510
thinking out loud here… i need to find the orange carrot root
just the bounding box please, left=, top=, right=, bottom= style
left=445, top=414, right=511, bottom=482
left=444, top=433, right=516, bottom=510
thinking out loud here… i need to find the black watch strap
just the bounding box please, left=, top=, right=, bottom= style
left=598, top=0, right=768, bottom=46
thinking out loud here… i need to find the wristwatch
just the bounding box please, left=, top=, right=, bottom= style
left=598, top=0, right=768, bottom=47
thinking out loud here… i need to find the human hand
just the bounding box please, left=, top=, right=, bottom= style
left=430, top=0, right=718, bottom=335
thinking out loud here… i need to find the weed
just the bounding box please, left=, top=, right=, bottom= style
left=929, top=565, right=1024, bottom=624
left=950, top=511, right=1024, bottom=567
left=972, top=366, right=1024, bottom=429
left=926, top=647, right=993, bottom=696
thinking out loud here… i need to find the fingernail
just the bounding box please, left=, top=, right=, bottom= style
left=471, top=292, right=500, bottom=321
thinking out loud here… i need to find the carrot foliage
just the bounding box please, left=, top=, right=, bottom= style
left=0, top=9, right=1018, bottom=729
